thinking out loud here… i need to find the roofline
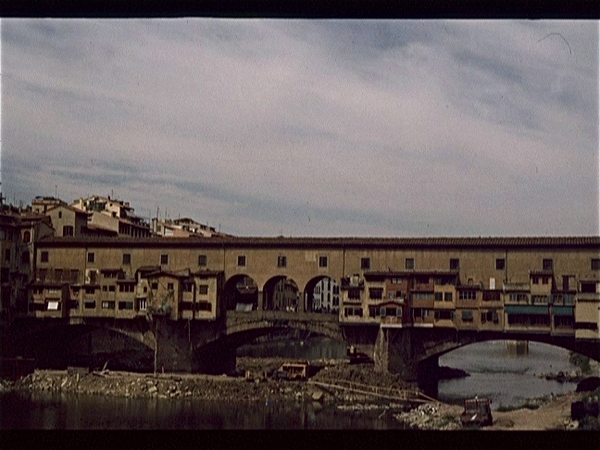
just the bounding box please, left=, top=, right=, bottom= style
left=35, top=235, right=600, bottom=249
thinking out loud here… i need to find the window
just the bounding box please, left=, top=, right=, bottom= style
left=119, top=284, right=135, bottom=293
left=405, top=258, right=414, bottom=270
left=369, top=288, right=383, bottom=299
left=58, top=211, right=62, bottom=219
left=412, top=293, right=433, bottom=301
left=319, top=256, right=328, bottom=268
left=118, top=301, right=134, bottom=310
left=167, top=283, right=174, bottom=291
left=183, top=283, right=193, bottom=293
left=102, top=301, right=115, bottom=309
left=122, top=253, right=131, bottom=265
left=434, top=292, right=443, bottom=301
left=138, top=299, right=147, bottom=311
left=4, top=248, right=13, bottom=262
left=70, top=269, right=79, bottom=283
left=592, top=259, right=600, bottom=271
left=581, top=282, right=597, bottom=293
left=237, top=255, right=246, bottom=267
left=46, top=301, right=61, bottom=311
left=458, top=290, right=477, bottom=300
left=23, top=231, right=31, bottom=243
left=361, top=257, right=371, bottom=270
left=532, top=277, right=539, bottom=284
left=344, top=307, right=363, bottom=317
left=415, top=276, right=429, bottom=284
left=197, top=301, right=212, bottom=312
left=102, top=285, right=108, bottom=292
left=87, top=252, right=95, bottom=263
left=444, top=292, right=453, bottom=302
left=277, top=256, right=287, bottom=268
left=543, top=259, right=553, bottom=271
left=391, top=277, right=403, bottom=284
left=62, top=226, right=74, bottom=236
left=109, top=285, right=116, bottom=292
left=542, top=277, right=549, bottom=285
left=496, top=258, right=505, bottom=270
left=160, top=254, right=169, bottom=265
left=435, top=310, right=454, bottom=320
left=198, top=285, right=209, bottom=295
left=348, top=289, right=361, bottom=300
left=450, top=258, right=459, bottom=270
left=481, top=310, right=499, bottom=324
left=84, top=300, right=96, bottom=309
left=198, top=254, right=207, bottom=266
left=151, top=282, right=158, bottom=290
left=461, top=310, right=474, bottom=321
left=85, top=287, right=95, bottom=295
left=68, top=300, right=79, bottom=310
left=21, top=251, right=30, bottom=264
left=40, top=251, right=48, bottom=263
left=482, top=291, right=501, bottom=301
left=509, top=293, right=528, bottom=303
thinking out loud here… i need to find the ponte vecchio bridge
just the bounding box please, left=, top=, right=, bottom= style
left=5, top=236, right=599, bottom=380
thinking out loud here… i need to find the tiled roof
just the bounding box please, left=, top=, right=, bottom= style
left=36, top=235, right=600, bottom=248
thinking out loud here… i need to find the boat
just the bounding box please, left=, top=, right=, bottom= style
left=460, top=396, right=493, bottom=427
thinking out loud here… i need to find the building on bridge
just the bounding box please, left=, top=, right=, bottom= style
left=23, top=236, right=600, bottom=341
left=1, top=204, right=54, bottom=321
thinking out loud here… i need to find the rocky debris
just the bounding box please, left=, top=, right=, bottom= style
left=536, top=370, right=583, bottom=383
left=394, top=402, right=462, bottom=430
left=0, top=379, right=13, bottom=393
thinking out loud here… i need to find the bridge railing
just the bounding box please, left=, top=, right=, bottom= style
left=227, top=310, right=339, bottom=322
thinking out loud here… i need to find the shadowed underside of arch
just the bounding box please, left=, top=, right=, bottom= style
left=417, top=330, right=600, bottom=364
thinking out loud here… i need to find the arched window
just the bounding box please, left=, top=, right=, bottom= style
left=23, top=231, right=31, bottom=243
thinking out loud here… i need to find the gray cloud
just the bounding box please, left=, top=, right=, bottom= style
left=2, top=19, right=597, bottom=237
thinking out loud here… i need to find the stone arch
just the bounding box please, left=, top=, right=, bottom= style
left=262, top=276, right=300, bottom=311
left=223, top=274, right=259, bottom=311
left=418, top=334, right=600, bottom=365
left=303, top=276, right=340, bottom=314
left=9, top=320, right=156, bottom=371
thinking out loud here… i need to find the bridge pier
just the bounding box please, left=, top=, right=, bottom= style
left=374, top=327, right=440, bottom=382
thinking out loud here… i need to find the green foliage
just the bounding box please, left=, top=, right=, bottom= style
left=569, top=352, right=591, bottom=374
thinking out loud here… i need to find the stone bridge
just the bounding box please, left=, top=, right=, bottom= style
left=3, top=313, right=599, bottom=381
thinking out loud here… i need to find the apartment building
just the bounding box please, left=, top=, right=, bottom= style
left=71, top=196, right=152, bottom=237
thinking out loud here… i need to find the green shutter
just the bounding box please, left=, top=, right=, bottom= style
left=505, top=305, right=549, bottom=315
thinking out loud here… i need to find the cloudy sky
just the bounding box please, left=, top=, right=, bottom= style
left=2, top=20, right=598, bottom=237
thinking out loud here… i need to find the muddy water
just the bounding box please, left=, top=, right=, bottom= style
left=0, top=390, right=401, bottom=429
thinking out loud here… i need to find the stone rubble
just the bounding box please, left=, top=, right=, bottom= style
left=393, top=402, right=462, bottom=430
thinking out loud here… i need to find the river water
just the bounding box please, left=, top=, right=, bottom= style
left=0, top=338, right=583, bottom=429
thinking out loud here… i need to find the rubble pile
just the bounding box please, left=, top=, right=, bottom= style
left=393, top=402, right=462, bottom=430
left=12, top=369, right=315, bottom=402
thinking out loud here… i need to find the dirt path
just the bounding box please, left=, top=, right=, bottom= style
left=488, top=392, right=585, bottom=430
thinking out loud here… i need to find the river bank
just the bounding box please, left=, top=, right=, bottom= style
left=1, top=358, right=418, bottom=405
left=3, top=357, right=598, bottom=430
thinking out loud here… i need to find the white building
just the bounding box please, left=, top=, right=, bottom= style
left=313, top=278, right=340, bottom=313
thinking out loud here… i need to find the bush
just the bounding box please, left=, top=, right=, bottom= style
left=569, top=352, right=591, bottom=374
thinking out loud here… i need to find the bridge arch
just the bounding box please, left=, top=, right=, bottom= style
left=415, top=332, right=600, bottom=365
left=8, top=320, right=156, bottom=371
left=303, top=276, right=340, bottom=314
left=223, top=274, right=259, bottom=311
left=262, top=276, right=300, bottom=311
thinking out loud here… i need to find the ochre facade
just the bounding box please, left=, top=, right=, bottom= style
left=30, top=236, right=600, bottom=340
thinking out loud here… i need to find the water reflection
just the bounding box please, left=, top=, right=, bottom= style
left=0, top=391, right=401, bottom=429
